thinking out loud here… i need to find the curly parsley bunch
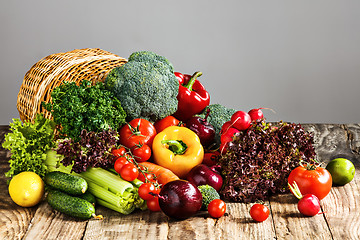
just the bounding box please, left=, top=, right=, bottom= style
left=43, top=80, right=126, bottom=141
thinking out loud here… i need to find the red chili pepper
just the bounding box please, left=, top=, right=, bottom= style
left=173, top=71, right=210, bottom=121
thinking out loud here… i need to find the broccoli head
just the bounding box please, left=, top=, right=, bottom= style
left=128, top=51, right=174, bottom=72
left=198, top=184, right=221, bottom=210
left=198, top=104, right=237, bottom=145
left=105, top=51, right=179, bottom=122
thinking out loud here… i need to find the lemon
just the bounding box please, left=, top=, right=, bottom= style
left=326, top=158, right=355, bottom=186
left=8, top=172, right=45, bottom=207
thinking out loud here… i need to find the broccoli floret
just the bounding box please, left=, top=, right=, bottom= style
left=128, top=51, right=174, bottom=72
left=105, top=51, right=179, bottom=122
left=198, top=104, right=237, bottom=145
left=198, top=184, right=221, bottom=210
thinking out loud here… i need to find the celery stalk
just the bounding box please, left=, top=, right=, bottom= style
left=45, top=149, right=72, bottom=174
left=86, top=180, right=136, bottom=214
left=80, top=167, right=134, bottom=195
left=96, top=199, right=135, bottom=215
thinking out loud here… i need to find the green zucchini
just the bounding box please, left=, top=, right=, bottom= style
left=45, top=171, right=88, bottom=195
left=47, top=189, right=102, bottom=220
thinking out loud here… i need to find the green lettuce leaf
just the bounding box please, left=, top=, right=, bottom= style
left=2, top=114, right=56, bottom=179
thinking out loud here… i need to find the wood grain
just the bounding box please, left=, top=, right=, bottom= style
left=22, top=202, right=88, bottom=240
left=83, top=207, right=169, bottom=240
left=270, top=193, right=331, bottom=239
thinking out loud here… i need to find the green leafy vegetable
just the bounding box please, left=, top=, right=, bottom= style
left=43, top=80, right=126, bottom=141
left=2, top=114, right=56, bottom=179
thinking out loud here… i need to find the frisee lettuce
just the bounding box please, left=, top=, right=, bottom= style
left=2, top=114, right=56, bottom=179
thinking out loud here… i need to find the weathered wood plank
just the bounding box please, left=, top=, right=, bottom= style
left=303, top=124, right=352, bottom=164
left=212, top=202, right=276, bottom=240
left=22, top=202, right=87, bottom=240
left=83, top=207, right=169, bottom=240
left=318, top=124, right=360, bottom=240
left=322, top=174, right=360, bottom=240
left=270, top=193, right=332, bottom=239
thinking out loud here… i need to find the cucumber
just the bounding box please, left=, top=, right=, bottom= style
left=47, top=189, right=98, bottom=220
left=45, top=171, right=88, bottom=195
left=79, top=191, right=97, bottom=206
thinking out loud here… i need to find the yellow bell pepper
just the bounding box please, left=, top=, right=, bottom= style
left=152, top=126, right=204, bottom=178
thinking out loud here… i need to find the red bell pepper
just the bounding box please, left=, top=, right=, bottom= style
left=173, top=71, right=210, bottom=121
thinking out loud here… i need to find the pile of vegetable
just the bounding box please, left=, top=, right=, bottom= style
left=3, top=50, right=356, bottom=222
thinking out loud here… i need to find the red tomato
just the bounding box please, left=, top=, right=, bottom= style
left=137, top=172, right=157, bottom=184
left=147, top=197, right=161, bottom=212
left=138, top=183, right=160, bottom=201
left=111, top=147, right=127, bottom=157
left=120, top=163, right=139, bottom=182
left=119, top=119, right=157, bottom=149
left=288, top=165, right=332, bottom=200
left=153, top=116, right=181, bottom=133
left=202, top=151, right=220, bottom=167
left=132, top=144, right=152, bottom=163
left=250, top=203, right=270, bottom=222
left=114, top=157, right=130, bottom=174
left=208, top=199, right=226, bottom=218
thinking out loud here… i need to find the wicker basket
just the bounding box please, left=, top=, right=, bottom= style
left=17, top=48, right=127, bottom=123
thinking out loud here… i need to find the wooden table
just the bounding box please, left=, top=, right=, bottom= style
left=1, top=124, right=360, bottom=240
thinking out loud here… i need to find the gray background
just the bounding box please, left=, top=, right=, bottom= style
left=1, top=0, right=360, bottom=125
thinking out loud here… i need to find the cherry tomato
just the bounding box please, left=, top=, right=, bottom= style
left=120, top=163, right=139, bottom=182
left=202, top=151, right=220, bottom=167
left=208, top=199, right=226, bottom=218
left=153, top=116, right=181, bottom=133
left=111, top=147, right=127, bottom=157
left=132, top=144, right=152, bottom=163
left=114, top=157, right=130, bottom=174
left=119, top=118, right=157, bottom=149
left=288, top=164, right=332, bottom=200
left=250, top=203, right=270, bottom=222
left=138, top=183, right=160, bottom=201
left=147, top=196, right=161, bottom=212
left=137, top=172, right=157, bottom=184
